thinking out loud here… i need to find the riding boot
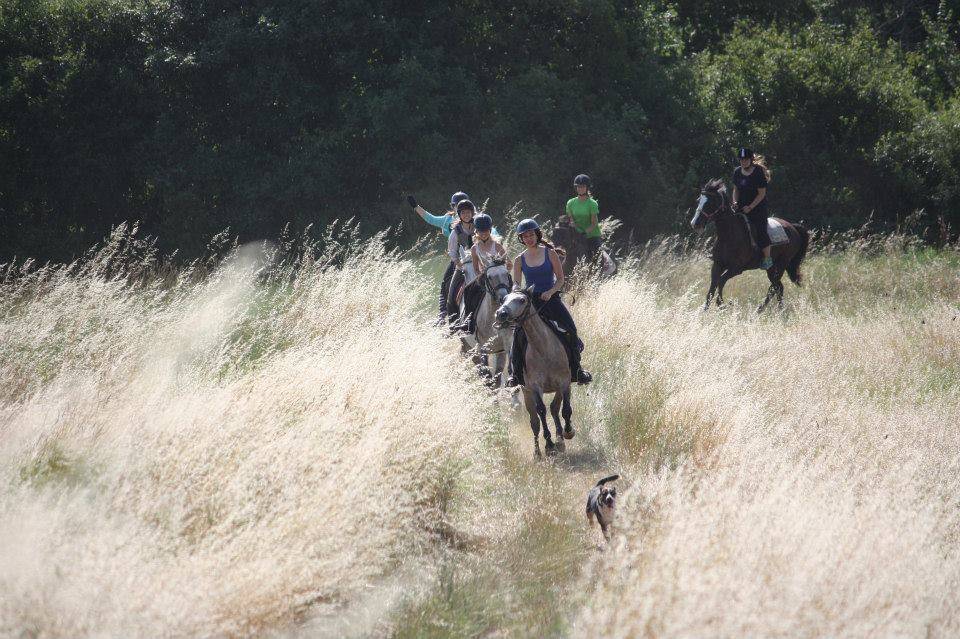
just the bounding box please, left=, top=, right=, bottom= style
left=564, top=332, right=592, bottom=384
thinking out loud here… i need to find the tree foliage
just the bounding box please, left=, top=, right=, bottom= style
left=1, top=0, right=958, bottom=261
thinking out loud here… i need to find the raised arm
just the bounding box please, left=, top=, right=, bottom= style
left=407, top=195, right=450, bottom=230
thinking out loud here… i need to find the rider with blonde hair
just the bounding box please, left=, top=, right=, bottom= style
left=453, top=212, right=510, bottom=334
left=731, top=148, right=773, bottom=270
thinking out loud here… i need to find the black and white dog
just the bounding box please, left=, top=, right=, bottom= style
left=586, top=474, right=620, bottom=541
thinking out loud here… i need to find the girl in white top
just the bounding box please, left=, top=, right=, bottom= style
left=470, top=213, right=510, bottom=279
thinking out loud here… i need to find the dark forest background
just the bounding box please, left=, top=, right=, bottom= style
left=2, top=0, right=959, bottom=262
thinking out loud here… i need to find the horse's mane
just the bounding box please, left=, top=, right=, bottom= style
left=702, top=178, right=726, bottom=193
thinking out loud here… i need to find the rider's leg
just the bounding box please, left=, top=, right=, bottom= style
left=439, top=261, right=455, bottom=324
left=750, top=208, right=773, bottom=269
left=539, top=294, right=592, bottom=384
left=463, top=280, right=484, bottom=334
left=446, top=269, right=464, bottom=326
left=588, top=237, right=602, bottom=265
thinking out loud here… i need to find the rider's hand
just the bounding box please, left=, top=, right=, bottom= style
left=406, top=195, right=417, bottom=209
left=540, top=290, right=553, bottom=301
left=743, top=204, right=752, bottom=213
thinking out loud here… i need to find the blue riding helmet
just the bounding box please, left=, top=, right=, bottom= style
left=474, top=213, right=493, bottom=232
left=516, top=218, right=540, bottom=234
left=450, top=191, right=470, bottom=208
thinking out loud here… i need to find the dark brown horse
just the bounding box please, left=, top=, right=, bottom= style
left=691, top=179, right=810, bottom=312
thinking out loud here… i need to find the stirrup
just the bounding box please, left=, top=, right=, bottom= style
left=761, top=257, right=774, bottom=270
left=506, top=376, right=520, bottom=388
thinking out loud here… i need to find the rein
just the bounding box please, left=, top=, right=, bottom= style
left=699, top=190, right=728, bottom=221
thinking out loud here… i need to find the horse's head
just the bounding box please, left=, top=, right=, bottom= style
left=494, top=289, right=533, bottom=328
left=479, top=254, right=513, bottom=304
left=691, top=178, right=729, bottom=232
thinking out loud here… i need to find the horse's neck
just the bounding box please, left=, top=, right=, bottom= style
left=716, top=213, right=748, bottom=240
left=521, top=308, right=563, bottom=355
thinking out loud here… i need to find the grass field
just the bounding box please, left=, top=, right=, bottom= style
left=1, top=225, right=959, bottom=637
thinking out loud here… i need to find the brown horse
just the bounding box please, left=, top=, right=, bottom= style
left=691, top=179, right=810, bottom=312
left=550, top=216, right=618, bottom=293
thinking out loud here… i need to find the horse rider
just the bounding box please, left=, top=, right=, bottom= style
left=445, top=199, right=477, bottom=325
left=452, top=212, right=511, bottom=334
left=565, top=173, right=602, bottom=260
left=407, top=190, right=471, bottom=323
left=731, top=148, right=773, bottom=270
left=507, top=218, right=593, bottom=387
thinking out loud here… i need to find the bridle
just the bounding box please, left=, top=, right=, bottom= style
left=698, top=188, right=728, bottom=222
left=495, top=289, right=536, bottom=329
left=481, top=259, right=513, bottom=303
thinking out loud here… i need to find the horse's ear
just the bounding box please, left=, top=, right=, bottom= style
left=524, top=284, right=535, bottom=297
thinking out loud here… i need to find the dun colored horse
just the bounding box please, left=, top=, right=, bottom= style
left=691, top=179, right=810, bottom=312
left=495, top=290, right=575, bottom=457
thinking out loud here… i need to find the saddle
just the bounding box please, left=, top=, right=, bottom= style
left=739, top=214, right=790, bottom=249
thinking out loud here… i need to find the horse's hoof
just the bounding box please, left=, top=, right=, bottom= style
left=545, top=440, right=558, bottom=455
left=563, top=427, right=575, bottom=440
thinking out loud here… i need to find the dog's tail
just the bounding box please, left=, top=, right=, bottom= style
left=596, top=474, right=620, bottom=487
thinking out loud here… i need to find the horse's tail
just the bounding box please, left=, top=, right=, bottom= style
left=787, top=224, right=809, bottom=286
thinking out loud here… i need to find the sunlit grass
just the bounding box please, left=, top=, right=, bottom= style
left=1, top=225, right=958, bottom=637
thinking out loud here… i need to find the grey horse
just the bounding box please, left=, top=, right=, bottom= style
left=460, top=254, right=514, bottom=392
left=495, top=289, right=575, bottom=456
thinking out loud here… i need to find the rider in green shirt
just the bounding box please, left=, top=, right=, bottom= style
left=565, top=174, right=602, bottom=257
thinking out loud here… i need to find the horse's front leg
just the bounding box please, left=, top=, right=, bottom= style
left=561, top=389, right=574, bottom=439
left=533, top=391, right=555, bottom=455
left=704, top=262, right=721, bottom=311
left=522, top=389, right=542, bottom=458
left=716, top=269, right=739, bottom=307
left=549, top=393, right=565, bottom=451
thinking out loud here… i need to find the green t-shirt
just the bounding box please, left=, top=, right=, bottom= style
left=565, top=197, right=601, bottom=238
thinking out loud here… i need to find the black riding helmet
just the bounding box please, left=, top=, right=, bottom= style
left=738, top=148, right=753, bottom=160
left=450, top=191, right=470, bottom=209
left=574, top=174, right=591, bottom=188
left=473, top=213, right=493, bottom=232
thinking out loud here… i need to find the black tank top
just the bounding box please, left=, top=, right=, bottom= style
left=733, top=165, right=768, bottom=210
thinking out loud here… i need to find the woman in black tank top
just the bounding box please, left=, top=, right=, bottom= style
left=732, top=147, right=773, bottom=270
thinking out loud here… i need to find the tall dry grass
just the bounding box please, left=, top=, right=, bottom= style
left=2, top=224, right=959, bottom=637
left=0, top=225, right=495, bottom=637
left=571, top=237, right=960, bottom=637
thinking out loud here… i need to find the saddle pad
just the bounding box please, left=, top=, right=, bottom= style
left=768, top=219, right=789, bottom=246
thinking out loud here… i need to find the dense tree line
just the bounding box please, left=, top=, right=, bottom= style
left=2, top=0, right=958, bottom=261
